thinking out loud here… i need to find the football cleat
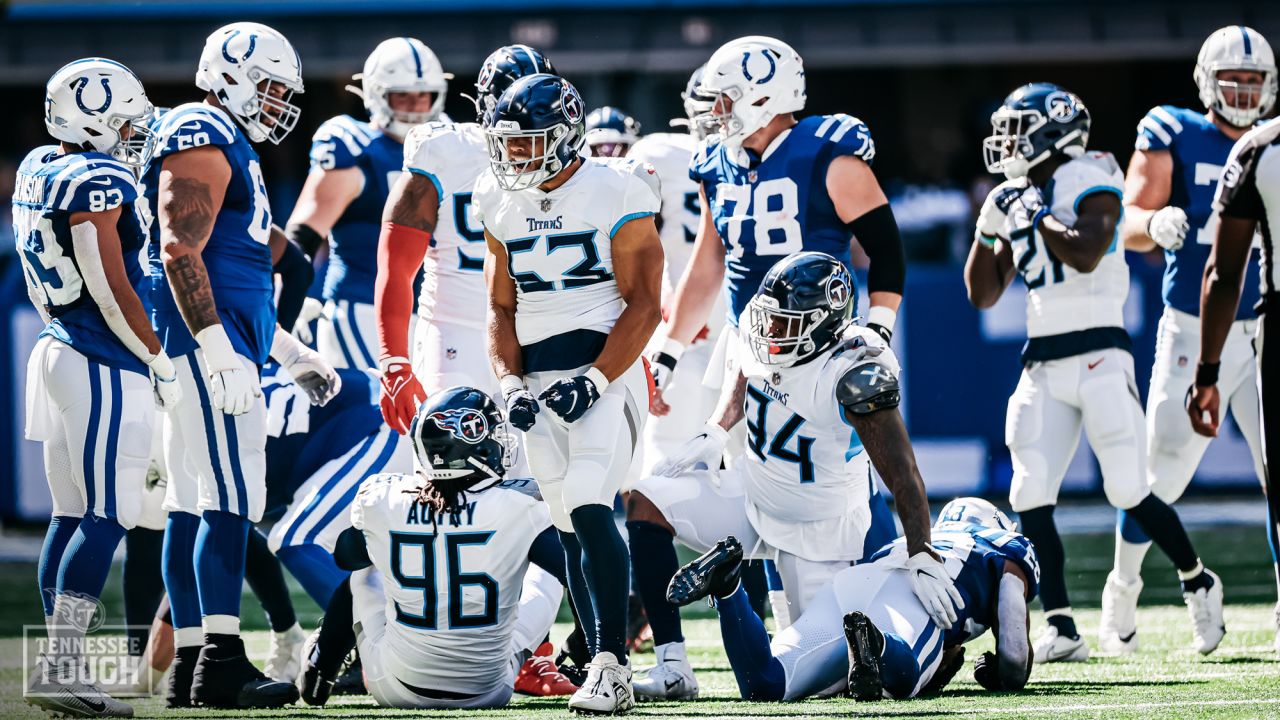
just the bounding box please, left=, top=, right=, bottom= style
left=332, top=650, right=367, bottom=696
left=568, top=651, right=635, bottom=715
left=1099, top=571, right=1142, bottom=654
left=26, top=664, right=135, bottom=718
left=666, top=536, right=744, bottom=607
left=297, top=627, right=335, bottom=707
left=1032, top=626, right=1089, bottom=664
left=264, top=624, right=307, bottom=683
left=843, top=611, right=885, bottom=702
left=1184, top=569, right=1225, bottom=655
left=164, top=645, right=200, bottom=708
left=190, top=636, right=299, bottom=708
left=633, top=641, right=698, bottom=701
left=515, top=643, right=578, bottom=697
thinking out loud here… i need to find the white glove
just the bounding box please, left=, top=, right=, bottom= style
left=196, top=325, right=259, bottom=416
left=906, top=549, right=965, bottom=630
left=292, top=297, right=325, bottom=346
left=975, top=179, right=1028, bottom=244
left=652, top=423, right=730, bottom=478
left=147, top=351, right=182, bottom=411
left=271, top=327, right=342, bottom=406
left=1147, top=205, right=1189, bottom=251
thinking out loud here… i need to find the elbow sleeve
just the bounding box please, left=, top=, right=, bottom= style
left=273, top=239, right=315, bottom=332
left=847, top=203, right=906, bottom=296
left=286, top=222, right=326, bottom=260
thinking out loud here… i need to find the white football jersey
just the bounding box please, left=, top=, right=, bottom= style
left=473, top=156, right=662, bottom=345
left=351, top=474, right=551, bottom=695
left=734, top=325, right=898, bottom=553
left=1000, top=152, right=1128, bottom=337
left=403, top=121, right=492, bottom=329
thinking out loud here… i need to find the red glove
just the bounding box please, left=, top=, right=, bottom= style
left=379, top=356, right=426, bottom=435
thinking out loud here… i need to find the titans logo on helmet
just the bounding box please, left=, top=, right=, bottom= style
left=1045, top=91, right=1080, bottom=122
left=560, top=84, right=584, bottom=124
left=826, top=269, right=852, bottom=310
left=430, top=408, right=489, bottom=444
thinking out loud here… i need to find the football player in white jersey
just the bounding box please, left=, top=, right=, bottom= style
left=286, top=37, right=449, bottom=370
left=375, top=44, right=556, bottom=434
left=337, top=387, right=566, bottom=708
left=966, top=83, right=1224, bottom=664
left=629, top=252, right=956, bottom=701
left=18, top=57, right=172, bottom=719
left=476, top=73, right=664, bottom=714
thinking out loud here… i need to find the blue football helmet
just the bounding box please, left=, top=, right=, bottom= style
left=983, top=82, right=1090, bottom=180
left=408, top=386, right=514, bottom=488
left=936, top=497, right=1015, bottom=532
left=473, top=44, right=556, bottom=122
left=585, top=106, right=641, bottom=157
left=483, top=73, right=586, bottom=191
left=745, top=252, right=856, bottom=367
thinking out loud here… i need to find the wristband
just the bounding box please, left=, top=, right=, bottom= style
left=659, top=337, right=685, bottom=362
left=866, top=306, right=897, bottom=333
left=194, top=325, right=240, bottom=373
left=270, top=325, right=304, bottom=367
left=585, top=366, right=610, bottom=394
left=1194, top=361, right=1220, bottom=388
left=975, top=231, right=997, bottom=248
left=500, top=374, right=525, bottom=397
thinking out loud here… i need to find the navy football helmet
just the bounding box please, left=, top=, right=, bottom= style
left=983, top=82, right=1090, bottom=180
left=483, top=73, right=586, bottom=191
left=673, top=64, right=717, bottom=139
left=408, top=386, right=514, bottom=488
left=585, top=106, right=641, bottom=158
left=473, top=44, right=556, bottom=122
left=936, top=497, right=1015, bottom=532
left=745, top=252, right=856, bottom=367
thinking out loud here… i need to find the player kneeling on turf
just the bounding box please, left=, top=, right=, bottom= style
left=329, top=386, right=569, bottom=709
left=668, top=497, right=1038, bottom=701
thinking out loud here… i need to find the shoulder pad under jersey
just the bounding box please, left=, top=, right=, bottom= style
left=836, top=358, right=901, bottom=415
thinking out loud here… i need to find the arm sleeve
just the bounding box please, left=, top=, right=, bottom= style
left=273, top=238, right=315, bottom=332
left=847, top=204, right=905, bottom=296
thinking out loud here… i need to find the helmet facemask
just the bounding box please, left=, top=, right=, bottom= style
left=746, top=294, right=833, bottom=367
left=113, top=118, right=156, bottom=167
left=240, top=76, right=302, bottom=145
left=1202, top=68, right=1276, bottom=127
left=485, top=123, right=573, bottom=191
left=983, top=106, right=1087, bottom=180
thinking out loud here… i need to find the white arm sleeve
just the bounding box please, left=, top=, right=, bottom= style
left=69, top=220, right=157, bottom=365
left=995, top=572, right=1030, bottom=688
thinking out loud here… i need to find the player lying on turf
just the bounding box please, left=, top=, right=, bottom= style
left=668, top=497, right=1039, bottom=701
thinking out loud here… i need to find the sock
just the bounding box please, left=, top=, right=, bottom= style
left=123, top=527, right=166, bottom=656
left=713, top=586, right=785, bottom=701
left=570, top=504, right=631, bottom=661
left=277, top=543, right=348, bottom=608
left=50, top=592, right=99, bottom=667
left=879, top=630, right=923, bottom=699
left=861, top=489, right=900, bottom=562
left=314, top=577, right=356, bottom=677
left=1046, top=609, right=1079, bottom=639
left=764, top=559, right=791, bottom=630
left=38, top=516, right=81, bottom=617
left=194, top=510, right=250, bottom=624
left=1113, top=510, right=1153, bottom=584
left=57, top=513, right=127, bottom=598
left=1017, top=507, right=1072, bottom=626
left=625, top=520, right=683, bottom=646
left=1179, top=560, right=1215, bottom=593
left=741, top=559, right=769, bottom=622
left=1125, top=495, right=1199, bottom=572
left=244, top=528, right=298, bottom=632
left=163, top=512, right=202, bottom=632
left=558, top=529, right=598, bottom=657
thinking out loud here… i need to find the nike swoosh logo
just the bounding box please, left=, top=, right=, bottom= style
left=79, top=695, right=107, bottom=712
left=89, top=177, right=114, bottom=185
left=1087, top=357, right=1105, bottom=370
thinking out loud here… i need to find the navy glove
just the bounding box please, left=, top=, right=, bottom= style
left=972, top=651, right=1003, bottom=691
left=539, top=369, right=607, bottom=423
left=500, top=376, right=540, bottom=431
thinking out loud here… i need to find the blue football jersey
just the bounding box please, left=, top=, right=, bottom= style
left=1136, top=105, right=1261, bottom=318
left=140, top=103, right=276, bottom=364
left=309, top=116, right=405, bottom=304
left=871, top=522, right=1040, bottom=646
left=13, top=146, right=150, bottom=374
left=689, top=114, right=874, bottom=324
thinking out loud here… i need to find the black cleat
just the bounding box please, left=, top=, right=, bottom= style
left=666, top=536, right=744, bottom=607
left=844, top=611, right=885, bottom=701
left=297, top=628, right=335, bottom=706
left=331, top=650, right=366, bottom=696
left=165, top=645, right=199, bottom=708
left=190, top=635, right=299, bottom=709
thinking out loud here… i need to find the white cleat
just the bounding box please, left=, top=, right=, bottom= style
left=1033, top=625, right=1089, bottom=664
left=568, top=651, right=635, bottom=715
left=1099, top=571, right=1142, bottom=654
left=27, top=663, right=134, bottom=718
left=264, top=623, right=308, bottom=683
left=1184, top=569, right=1225, bottom=655
left=1273, top=603, right=1280, bottom=659
left=633, top=642, right=698, bottom=701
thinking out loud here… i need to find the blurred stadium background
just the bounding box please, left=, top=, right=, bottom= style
left=1, top=0, right=1278, bottom=523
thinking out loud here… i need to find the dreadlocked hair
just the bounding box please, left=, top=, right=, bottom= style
left=404, top=475, right=474, bottom=518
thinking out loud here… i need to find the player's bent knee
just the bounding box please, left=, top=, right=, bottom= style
left=625, top=489, right=675, bottom=534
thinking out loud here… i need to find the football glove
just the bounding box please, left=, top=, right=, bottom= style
left=974, top=179, right=1026, bottom=245
left=379, top=356, right=426, bottom=435
left=972, top=651, right=1003, bottom=691
left=147, top=351, right=182, bottom=411
left=652, top=423, right=730, bottom=478
left=539, top=370, right=607, bottom=423
left=906, top=549, right=964, bottom=630
left=272, top=327, right=342, bottom=407
left=1148, top=205, right=1189, bottom=251
left=196, top=325, right=259, bottom=416
left=292, top=297, right=325, bottom=346
left=648, top=338, right=684, bottom=392
left=501, top=376, right=541, bottom=431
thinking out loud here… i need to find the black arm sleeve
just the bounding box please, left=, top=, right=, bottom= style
left=333, top=526, right=373, bottom=571
left=847, top=203, right=906, bottom=296
left=273, top=238, right=314, bottom=332
left=287, top=222, right=326, bottom=260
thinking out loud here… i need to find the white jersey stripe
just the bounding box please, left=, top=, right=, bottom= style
left=1139, top=117, right=1173, bottom=146
left=1151, top=106, right=1184, bottom=133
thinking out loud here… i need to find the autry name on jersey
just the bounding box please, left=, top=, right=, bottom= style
left=404, top=499, right=480, bottom=527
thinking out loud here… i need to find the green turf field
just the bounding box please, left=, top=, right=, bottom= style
left=0, top=522, right=1276, bottom=718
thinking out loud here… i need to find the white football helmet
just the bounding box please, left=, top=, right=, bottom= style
left=1194, top=26, right=1277, bottom=128
left=348, top=37, right=451, bottom=139
left=699, top=35, right=805, bottom=147
left=196, top=22, right=304, bottom=144
left=44, top=58, right=155, bottom=167
left=936, top=497, right=1015, bottom=533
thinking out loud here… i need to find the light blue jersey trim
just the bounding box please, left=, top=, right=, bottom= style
left=609, top=211, right=655, bottom=237
left=408, top=168, right=444, bottom=203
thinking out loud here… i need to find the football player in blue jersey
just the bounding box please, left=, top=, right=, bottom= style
left=286, top=37, right=450, bottom=371
left=1106, top=25, right=1276, bottom=656
left=585, top=106, right=642, bottom=158
left=17, top=57, right=173, bottom=719
left=139, top=22, right=340, bottom=709
left=666, top=498, right=1037, bottom=702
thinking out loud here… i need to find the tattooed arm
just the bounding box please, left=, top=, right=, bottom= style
left=157, top=145, right=231, bottom=335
